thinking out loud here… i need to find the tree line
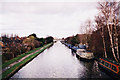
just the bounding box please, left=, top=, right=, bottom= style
left=1, top=33, right=54, bottom=63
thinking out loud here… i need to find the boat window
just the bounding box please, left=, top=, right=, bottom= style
left=112, top=65, right=117, bottom=72
left=105, top=62, right=109, bottom=67
left=99, top=60, right=102, bottom=63
left=101, top=60, right=104, bottom=64
left=108, top=64, right=111, bottom=68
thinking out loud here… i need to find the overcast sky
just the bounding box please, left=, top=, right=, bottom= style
left=0, top=0, right=106, bottom=38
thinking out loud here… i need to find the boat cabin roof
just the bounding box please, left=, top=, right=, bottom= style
left=77, top=49, right=86, bottom=52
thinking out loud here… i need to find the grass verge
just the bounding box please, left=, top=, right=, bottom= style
left=0, top=46, right=43, bottom=69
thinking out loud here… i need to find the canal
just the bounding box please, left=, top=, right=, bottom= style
left=11, top=41, right=111, bottom=78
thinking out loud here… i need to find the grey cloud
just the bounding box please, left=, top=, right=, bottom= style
left=1, top=2, right=97, bottom=15
left=0, top=2, right=99, bottom=38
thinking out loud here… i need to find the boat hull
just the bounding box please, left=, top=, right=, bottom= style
left=98, top=58, right=120, bottom=79
left=98, top=63, right=120, bottom=79
left=71, top=49, right=76, bottom=53
left=76, top=53, right=94, bottom=61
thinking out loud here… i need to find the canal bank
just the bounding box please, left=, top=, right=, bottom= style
left=1, top=42, right=53, bottom=79
left=11, top=41, right=111, bottom=79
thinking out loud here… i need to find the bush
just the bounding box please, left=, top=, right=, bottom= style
left=3, top=53, right=13, bottom=60
left=45, top=36, right=54, bottom=44
left=34, top=40, right=40, bottom=48
left=36, top=38, right=45, bottom=44
left=20, top=45, right=27, bottom=53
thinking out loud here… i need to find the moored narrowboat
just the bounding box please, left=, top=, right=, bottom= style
left=98, top=58, right=120, bottom=78
left=76, top=49, right=94, bottom=61
left=63, top=42, right=79, bottom=53
left=71, top=46, right=78, bottom=53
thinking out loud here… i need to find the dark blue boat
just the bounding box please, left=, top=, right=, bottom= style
left=78, top=45, right=86, bottom=49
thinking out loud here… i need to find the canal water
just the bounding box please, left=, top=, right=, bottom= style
left=11, top=41, right=111, bottom=79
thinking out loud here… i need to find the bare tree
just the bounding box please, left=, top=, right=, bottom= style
left=85, top=19, right=93, bottom=46
left=113, top=5, right=119, bottom=60
left=95, top=15, right=107, bottom=58
left=85, top=19, right=93, bottom=34
left=98, top=0, right=119, bottom=62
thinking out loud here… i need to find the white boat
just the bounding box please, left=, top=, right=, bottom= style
left=76, top=49, right=94, bottom=60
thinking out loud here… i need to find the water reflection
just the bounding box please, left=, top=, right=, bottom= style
left=11, top=41, right=111, bottom=79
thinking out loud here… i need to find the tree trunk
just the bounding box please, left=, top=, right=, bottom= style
left=115, top=35, right=119, bottom=60
left=114, top=20, right=119, bottom=60
left=101, top=26, right=107, bottom=58
left=107, top=23, right=118, bottom=62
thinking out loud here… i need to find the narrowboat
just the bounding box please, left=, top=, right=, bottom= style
left=98, top=58, right=120, bottom=78
left=76, top=49, right=94, bottom=61
left=63, top=42, right=78, bottom=53
left=71, top=46, right=78, bottom=53
left=78, top=45, right=86, bottom=49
